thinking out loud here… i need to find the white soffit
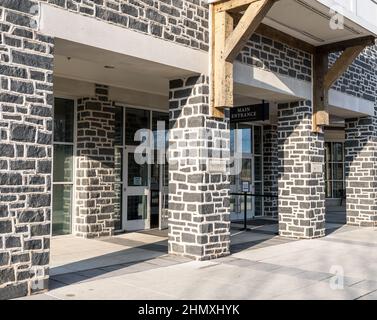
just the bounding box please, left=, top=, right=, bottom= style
left=38, top=3, right=208, bottom=75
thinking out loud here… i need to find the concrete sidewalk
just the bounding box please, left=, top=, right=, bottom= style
left=17, top=222, right=377, bottom=300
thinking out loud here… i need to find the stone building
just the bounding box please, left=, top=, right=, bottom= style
left=0, top=0, right=377, bottom=299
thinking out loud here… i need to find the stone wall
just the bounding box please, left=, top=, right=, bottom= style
left=237, top=33, right=312, bottom=82
left=277, top=101, right=326, bottom=239
left=0, top=0, right=54, bottom=299
left=263, top=125, right=278, bottom=217
left=329, top=45, right=377, bottom=102
left=345, top=115, right=377, bottom=227
left=168, top=75, right=231, bottom=260
left=39, top=0, right=209, bottom=51
left=75, top=84, right=117, bottom=238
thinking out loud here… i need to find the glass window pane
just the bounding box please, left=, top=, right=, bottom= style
left=52, top=184, right=72, bottom=236
left=254, top=156, right=262, bottom=181
left=333, top=143, right=344, bottom=162
left=240, top=158, right=252, bottom=182
left=239, top=124, right=252, bottom=154
left=114, top=106, right=123, bottom=146
left=114, top=147, right=123, bottom=182
left=254, top=126, right=262, bottom=155
left=53, top=145, right=73, bottom=182
left=127, top=195, right=147, bottom=220
left=114, top=183, right=122, bottom=230
left=152, top=112, right=168, bottom=151
left=325, top=142, right=332, bottom=162
left=254, top=182, right=263, bottom=216
left=125, top=108, right=150, bottom=145
left=333, top=162, right=344, bottom=180
left=333, top=182, right=344, bottom=198
left=326, top=180, right=333, bottom=198
left=128, top=153, right=148, bottom=186
left=326, top=162, right=332, bottom=182
left=54, top=98, right=74, bottom=143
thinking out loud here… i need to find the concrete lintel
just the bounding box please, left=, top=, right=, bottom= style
left=233, top=61, right=312, bottom=101
left=329, top=89, right=375, bottom=118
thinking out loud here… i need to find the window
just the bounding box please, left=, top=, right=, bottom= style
left=325, top=142, right=345, bottom=199
left=52, top=98, right=75, bottom=236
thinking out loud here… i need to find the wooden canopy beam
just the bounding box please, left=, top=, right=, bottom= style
left=323, top=45, right=366, bottom=90
left=211, top=0, right=277, bottom=117
left=224, top=0, right=277, bottom=62
left=215, top=0, right=261, bottom=13
left=312, top=36, right=375, bottom=132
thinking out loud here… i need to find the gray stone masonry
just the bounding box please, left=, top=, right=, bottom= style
left=237, top=33, right=312, bottom=82
left=330, top=45, right=377, bottom=103
left=278, top=101, right=326, bottom=239
left=345, top=115, right=377, bottom=227
left=0, top=0, right=54, bottom=299
left=168, top=75, right=231, bottom=260
left=263, top=125, right=278, bottom=217
left=75, top=85, right=117, bottom=238
left=39, top=0, right=209, bottom=51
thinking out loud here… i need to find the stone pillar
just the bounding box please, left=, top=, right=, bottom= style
left=75, top=85, right=116, bottom=238
left=0, top=1, right=54, bottom=298
left=345, top=116, right=377, bottom=227
left=263, top=125, right=278, bottom=217
left=168, top=75, right=230, bottom=260
left=277, top=101, right=326, bottom=239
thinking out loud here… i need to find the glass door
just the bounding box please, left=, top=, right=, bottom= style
left=230, top=124, right=263, bottom=221
left=124, top=146, right=150, bottom=230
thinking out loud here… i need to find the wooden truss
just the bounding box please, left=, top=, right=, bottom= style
left=312, top=36, right=375, bottom=132
left=211, top=0, right=278, bottom=118
left=210, top=0, right=376, bottom=132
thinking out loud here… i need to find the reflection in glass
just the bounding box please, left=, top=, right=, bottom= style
left=114, top=106, right=124, bottom=146
left=254, top=156, right=262, bottom=182
left=254, top=126, right=262, bottom=155
left=52, top=184, right=72, bottom=235
left=128, top=153, right=148, bottom=186
left=254, top=182, right=263, bottom=216
left=114, top=183, right=122, bottom=230
left=54, top=98, right=74, bottom=143
left=334, top=162, right=344, bottom=180
left=326, top=181, right=332, bottom=198
left=239, top=124, right=252, bottom=154
left=333, top=181, right=344, bottom=198
left=240, top=159, right=252, bottom=181
left=333, top=143, right=343, bottom=162
left=53, top=145, right=73, bottom=183
left=127, top=195, right=147, bottom=220
left=125, top=108, right=150, bottom=145
left=325, top=142, right=331, bottom=162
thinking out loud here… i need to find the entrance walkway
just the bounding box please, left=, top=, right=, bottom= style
left=17, top=220, right=377, bottom=300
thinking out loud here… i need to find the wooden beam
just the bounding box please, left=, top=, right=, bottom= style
left=211, top=5, right=234, bottom=117
left=224, top=0, right=276, bottom=62
left=312, top=52, right=329, bottom=132
left=316, top=35, right=375, bottom=54
left=323, top=45, right=365, bottom=90
left=215, top=0, right=260, bottom=13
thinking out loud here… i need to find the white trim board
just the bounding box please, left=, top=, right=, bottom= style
left=39, top=3, right=209, bottom=75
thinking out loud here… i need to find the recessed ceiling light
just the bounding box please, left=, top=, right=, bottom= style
left=104, top=65, right=115, bottom=69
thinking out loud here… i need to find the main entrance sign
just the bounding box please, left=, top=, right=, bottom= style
left=230, top=103, right=269, bottom=123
